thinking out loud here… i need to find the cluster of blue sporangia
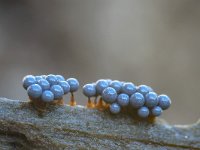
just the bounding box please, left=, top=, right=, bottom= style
left=83, top=79, right=171, bottom=118
left=23, top=74, right=79, bottom=102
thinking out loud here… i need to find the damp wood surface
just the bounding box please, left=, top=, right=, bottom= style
left=0, top=98, right=199, bottom=150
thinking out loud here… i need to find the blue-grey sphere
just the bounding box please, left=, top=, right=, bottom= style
left=151, top=106, right=163, bottom=117
left=130, top=92, right=145, bottom=108
left=58, top=81, right=70, bottom=94
left=117, top=93, right=129, bottom=106
left=109, top=80, right=122, bottom=93
left=50, top=85, right=64, bottom=99
left=83, top=84, right=96, bottom=97
left=137, top=106, right=150, bottom=118
left=35, top=76, right=43, bottom=82
left=95, top=79, right=109, bottom=94
left=41, top=90, right=54, bottom=102
left=46, top=74, right=57, bottom=85
left=121, top=82, right=136, bottom=96
left=137, top=85, right=151, bottom=95
left=145, top=92, right=158, bottom=108
left=37, top=79, right=50, bottom=91
left=41, top=75, right=47, bottom=79
left=56, top=75, right=65, bottom=81
left=102, top=87, right=117, bottom=103
left=158, top=94, right=171, bottom=110
left=110, top=103, right=121, bottom=114
left=106, top=79, right=112, bottom=85
left=66, top=78, right=79, bottom=92
left=27, top=84, right=42, bottom=99
left=22, top=75, right=37, bottom=89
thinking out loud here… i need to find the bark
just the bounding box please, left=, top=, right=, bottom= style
left=0, top=98, right=199, bottom=150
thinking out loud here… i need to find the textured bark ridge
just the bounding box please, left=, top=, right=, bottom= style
left=0, top=98, right=199, bottom=150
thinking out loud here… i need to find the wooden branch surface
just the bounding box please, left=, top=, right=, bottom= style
left=0, top=98, right=199, bottom=150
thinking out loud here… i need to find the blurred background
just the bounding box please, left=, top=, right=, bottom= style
left=0, top=0, right=199, bottom=124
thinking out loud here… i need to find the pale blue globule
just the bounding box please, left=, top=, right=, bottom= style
left=58, top=81, right=70, bottom=94
left=56, top=75, right=65, bottom=81
left=110, top=103, right=121, bottom=114
left=46, top=74, right=58, bottom=85
left=109, top=80, right=122, bottom=93
left=158, top=94, right=171, bottom=110
left=95, top=79, right=109, bottom=95
left=137, top=106, right=150, bottom=118
left=37, top=79, right=50, bottom=91
left=137, top=85, right=151, bottom=95
left=42, top=90, right=54, bottom=102
left=145, top=92, right=158, bottom=108
left=121, top=82, right=137, bottom=96
left=23, top=75, right=37, bottom=89
left=27, top=84, right=42, bottom=99
left=151, top=106, right=163, bottom=116
left=130, top=92, right=145, bottom=108
left=102, top=87, right=117, bottom=104
left=66, top=78, right=79, bottom=93
left=50, top=85, right=64, bottom=99
left=83, top=84, right=96, bottom=97
left=117, top=93, right=129, bottom=106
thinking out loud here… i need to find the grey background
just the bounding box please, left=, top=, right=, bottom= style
left=0, top=0, right=199, bottom=124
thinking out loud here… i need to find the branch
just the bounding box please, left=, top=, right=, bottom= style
left=0, top=98, right=199, bottom=149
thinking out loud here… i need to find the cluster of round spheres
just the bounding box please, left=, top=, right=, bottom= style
left=23, top=74, right=79, bottom=102
left=83, top=79, right=171, bottom=118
